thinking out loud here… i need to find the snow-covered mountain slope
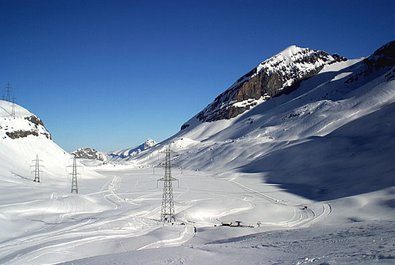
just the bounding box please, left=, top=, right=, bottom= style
left=0, top=100, right=72, bottom=182
left=131, top=41, right=395, bottom=199
left=0, top=99, right=105, bottom=191
left=0, top=101, right=110, bottom=265
left=1, top=42, right=394, bottom=265
left=108, top=138, right=156, bottom=160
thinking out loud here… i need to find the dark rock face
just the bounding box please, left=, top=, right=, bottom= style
left=346, top=40, right=395, bottom=84
left=180, top=124, right=190, bottom=130
left=6, top=129, right=51, bottom=140
left=6, top=130, right=39, bottom=139
left=195, top=46, right=347, bottom=123
left=367, top=40, right=395, bottom=68
left=25, top=115, right=44, bottom=127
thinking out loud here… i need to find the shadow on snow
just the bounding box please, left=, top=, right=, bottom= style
left=239, top=102, right=395, bottom=201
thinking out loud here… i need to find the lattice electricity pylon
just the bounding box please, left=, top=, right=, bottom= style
left=2, top=83, right=16, bottom=118
left=31, top=154, right=43, bottom=183
left=157, top=144, right=179, bottom=223
left=68, top=155, right=81, bottom=194
left=3, top=82, right=12, bottom=102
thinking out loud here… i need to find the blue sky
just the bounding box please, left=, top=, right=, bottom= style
left=1, top=0, right=394, bottom=152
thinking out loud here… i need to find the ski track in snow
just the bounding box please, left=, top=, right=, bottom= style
left=0, top=173, right=159, bottom=265
left=228, top=178, right=331, bottom=228
left=137, top=223, right=195, bottom=250
left=0, top=169, right=210, bottom=264
left=0, top=169, right=336, bottom=265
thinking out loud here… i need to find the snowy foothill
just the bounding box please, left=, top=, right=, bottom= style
left=108, top=138, right=157, bottom=161
left=0, top=42, right=395, bottom=265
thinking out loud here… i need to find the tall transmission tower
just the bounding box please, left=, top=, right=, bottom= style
left=69, top=155, right=80, bottom=194
left=31, top=154, right=43, bottom=183
left=157, top=144, right=179, bottom=223
left=3, top=82, right=12, bottom=102
left=2, top=83, right=16, bottom=118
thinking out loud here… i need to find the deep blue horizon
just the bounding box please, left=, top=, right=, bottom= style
left=1, top=0, right=394, bottom=152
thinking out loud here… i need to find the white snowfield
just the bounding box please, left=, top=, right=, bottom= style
left=1, top=44, right=395, bottom=265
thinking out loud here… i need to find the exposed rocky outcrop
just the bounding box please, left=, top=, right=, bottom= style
left=184, top=46, right=347, bottom=126
left=6, top=130, right=39, bottom=139
left=5, top=129, right=51, bottom=140
left=366, top=40, right=395, bottom=68
left=180, top=124, right=190, bottom=130
left=1, top=113, right=52, bottom=140
left=346, top=41, right=395, bottom=84
left=72, top=147, right=107, bottom=161
left=25, top=115, right=44, bottom=127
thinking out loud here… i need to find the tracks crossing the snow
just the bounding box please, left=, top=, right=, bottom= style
left=0, top=169, right=334, bottom=265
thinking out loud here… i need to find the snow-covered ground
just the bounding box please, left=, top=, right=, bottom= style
left=2, top=166, right=394, bottom=265
left=0, top=42, right=394, bottom=264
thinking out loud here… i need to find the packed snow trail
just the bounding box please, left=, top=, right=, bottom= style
left=0, top=168, right=336, bottom=265
left=228, top=176, right=331, bottom=228
left=137, top=223, right=195, bottom=250
left=0, top=171, right=160, bottom=265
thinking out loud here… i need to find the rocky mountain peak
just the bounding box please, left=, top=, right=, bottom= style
left=72, top=147, right=107, bottom=161
left=184, top=45, right=346, bottom=126
left=143, top=138, right=157, bottom=149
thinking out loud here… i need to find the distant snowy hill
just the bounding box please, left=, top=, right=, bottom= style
left=0, top=100, right=71, bottom=182
left=108, top=138, right=156, bottom=160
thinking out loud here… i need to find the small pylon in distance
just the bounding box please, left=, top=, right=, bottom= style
left=3, top=82, right=12, bottom=102
left=69, top=155, right=80, bottom=194
left=31, top=154, right=43, bottom=183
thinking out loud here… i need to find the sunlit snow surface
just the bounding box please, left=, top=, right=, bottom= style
left=1, top=55, right=395, bottom=264
left=2, top=167, right=394, bottom=265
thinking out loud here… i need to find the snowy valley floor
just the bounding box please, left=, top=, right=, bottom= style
left=0, top=167, right=394, bottom=265
left=60, top=220, right=395, bottom=265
